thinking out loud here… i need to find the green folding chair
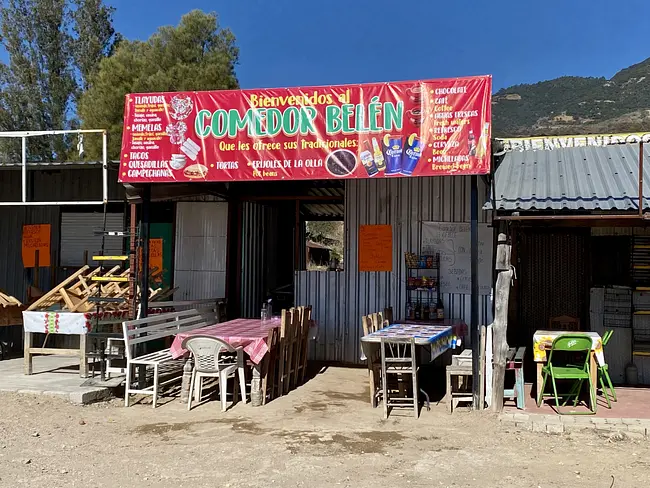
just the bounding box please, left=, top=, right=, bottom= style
left=598, top=330, right=616, bottom=408
left=536, top=334, right=596, bottom=415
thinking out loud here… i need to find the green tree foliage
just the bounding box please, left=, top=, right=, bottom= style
left=78, top=9, right=239, bottom=160
left=0, top=0, right=116, bottom=160
left=306, top=221, right=344, bottom=264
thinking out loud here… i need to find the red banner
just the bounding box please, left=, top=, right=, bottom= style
left=119, top=76, right=492, bottom=183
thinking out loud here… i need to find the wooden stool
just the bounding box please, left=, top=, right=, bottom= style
left=504, top=347, right=526, bottom=410
left=446, top=364, right=473, bottom=413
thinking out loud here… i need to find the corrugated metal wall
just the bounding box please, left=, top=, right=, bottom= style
left=0, top=168, right=124, bottom=302
left=296, top=176, right=494, bottom=364
left=240, top=202, right=267, bottom=318
left=174, top=202, right=228, bottom=300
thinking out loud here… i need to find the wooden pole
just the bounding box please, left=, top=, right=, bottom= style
left=491, top=233, right=514, bottom=411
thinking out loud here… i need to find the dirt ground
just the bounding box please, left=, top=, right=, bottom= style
left=1, top=366, right=649, bottom=488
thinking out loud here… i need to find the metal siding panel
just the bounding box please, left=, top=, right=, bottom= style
left=295, top=176, right=494, bottom=364
left=240, top=202, right=265, bottom=318
left=0, top=204, right=60, bottom=301
left=60, top=212, right=124, bottom=266
left=174, top=202, right=228, bottom=300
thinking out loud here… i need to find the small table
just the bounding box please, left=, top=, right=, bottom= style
left=170, top=317, right=281, bottom=407
left=361, top=321, right=463, bottom=409
left=360, top=322, right=459, bottom=360
left=533, top=330, right=604, bottom=396
left=22, top=311, right=92, bottom=377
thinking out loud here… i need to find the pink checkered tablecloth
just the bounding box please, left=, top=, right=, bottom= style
left=169, top=317, right=281, bottom=364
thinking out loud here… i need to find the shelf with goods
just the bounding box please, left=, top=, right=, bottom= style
left=404, top=252, right=443, bottom=322
left=632, top=237, right=650, bottom=357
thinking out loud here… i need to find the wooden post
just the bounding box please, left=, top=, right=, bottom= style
left=33, top=250, right=39, bottom=289
left=23, top=331, right=33, bottom=375
left=491, top=233, right=514, bottom=412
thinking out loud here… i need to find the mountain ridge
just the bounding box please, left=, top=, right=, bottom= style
left=492, top=57, right=650, bottom=137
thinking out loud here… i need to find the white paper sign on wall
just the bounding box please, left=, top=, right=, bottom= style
left=421, top=222, right=493, bottom=296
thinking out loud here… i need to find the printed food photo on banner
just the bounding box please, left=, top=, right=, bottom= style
left=119, top=76, right=492, bottom=183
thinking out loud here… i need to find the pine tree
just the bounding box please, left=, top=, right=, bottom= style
left=0, top=0, right=116, bottom=161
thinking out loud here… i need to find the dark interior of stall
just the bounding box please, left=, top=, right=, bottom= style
left=225, top=180, right=344, bottom=319
left=507, top=221, right=649, bottom=384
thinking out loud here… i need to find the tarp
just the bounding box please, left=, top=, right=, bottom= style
left=119, top=76, right=492, bottom=183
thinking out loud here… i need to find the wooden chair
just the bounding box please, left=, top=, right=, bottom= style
left=362, top=314, right=382, bottom=408
left=549, top=315, right=580, bottom=331
left=295, top=305, right=312, bottom=386
left=261, top=327, right=279, bottom=405
left=277, top=308, right=300, bottom=397
left=380, top=337, right=419, bottom=419
left=383, top=307, right=393, bottom=325
left=504, top=347, right=526, bottom=410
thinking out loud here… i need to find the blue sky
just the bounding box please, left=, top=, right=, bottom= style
left=62, top=0, right=650, bottom=90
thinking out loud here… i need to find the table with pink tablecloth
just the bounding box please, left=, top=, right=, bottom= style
left=171, top=317, right=281, bottom=407
left=170, top=317, right=281, bottom=364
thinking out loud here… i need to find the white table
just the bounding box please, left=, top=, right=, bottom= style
left=22, top=311, right=92, bottom=376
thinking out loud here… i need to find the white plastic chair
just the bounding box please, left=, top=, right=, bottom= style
left=182, top=335, right=247, bottom=412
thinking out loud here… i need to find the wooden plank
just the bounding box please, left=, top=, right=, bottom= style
left=28, top=347, right=81, bottom=356
left=26, top=266, right=90, bottom=311
left=59, top=288, right=77, bottom=311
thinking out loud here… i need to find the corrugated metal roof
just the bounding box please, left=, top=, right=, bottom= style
left=486, top=143, right=650, bottom=211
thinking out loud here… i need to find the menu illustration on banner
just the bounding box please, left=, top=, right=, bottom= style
left=421, top=222, right=492, bottom=295
left=120, top=76, right=492, bottom=183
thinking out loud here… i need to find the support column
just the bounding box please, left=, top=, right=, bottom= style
left=470, top=175, right=480, bottom=409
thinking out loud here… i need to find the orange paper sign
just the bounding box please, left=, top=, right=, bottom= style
left=22, top=224, right=51, bottom=268
left=358, top=225, right=392, bottom=272
left=138, top=238, right=163, bottom=282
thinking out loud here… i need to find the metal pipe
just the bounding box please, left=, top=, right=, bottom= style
left=21, top=136, right=26, bottom=203
left=0, top=129, right=106, bottom=137
left=129, top=203, right=136, bottom=319
left=494, top=214, right=649, bottom=221
left=102, top=131, right=108, bottom=204
left=140, top=184, right=151, bottom=319
left=470, top=175, right=480, bottom=409
left=0, top=200, right=111, bottom=206
left=295, top=200, right=301, bottom=270
left=640, top=141, right=644, bottom=217
left=241, top=195, right=342, bottom=202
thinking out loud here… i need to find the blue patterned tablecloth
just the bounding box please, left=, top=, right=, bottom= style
left=361, top=322, right=458, bottom=361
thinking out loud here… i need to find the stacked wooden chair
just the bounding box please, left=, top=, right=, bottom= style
left=361, top=309, right=392, bottom=408
left=260, top=305, right=312, bottom=404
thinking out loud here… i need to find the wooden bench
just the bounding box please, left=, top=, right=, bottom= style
left=504, top=347, right=526, bottom=410
left=122, top=308, right=217, bottom=408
